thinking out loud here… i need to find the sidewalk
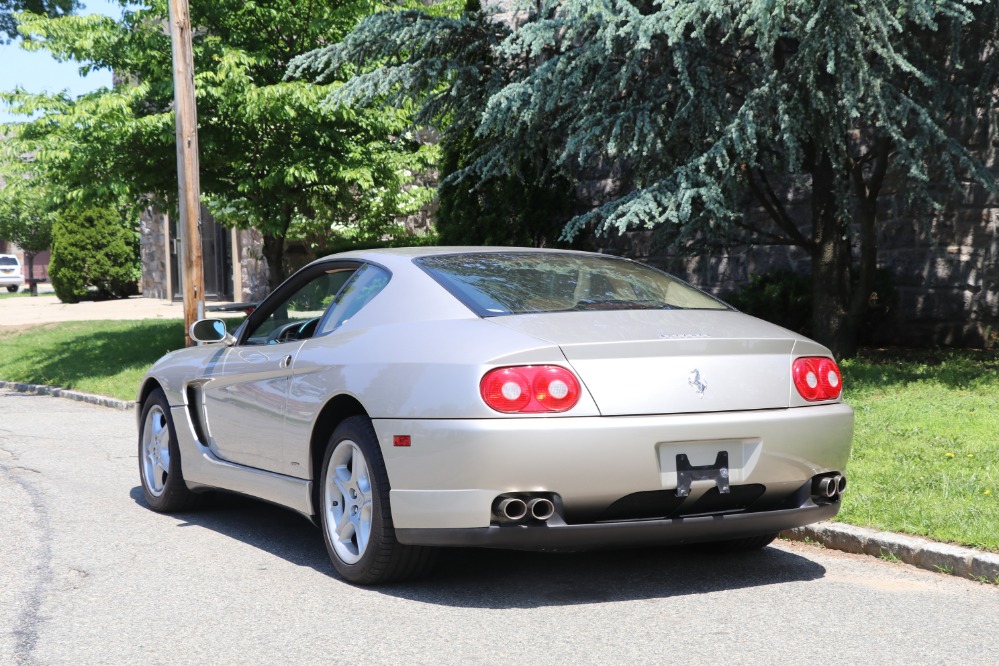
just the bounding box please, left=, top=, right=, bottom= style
left=0, top=289, right=233, bottom=327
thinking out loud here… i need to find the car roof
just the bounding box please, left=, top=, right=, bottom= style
left=307, top=246, right=616, bottom=273
left=321, top=246, right=598, bottom=260
left=299, top=246, right=649, bottom=283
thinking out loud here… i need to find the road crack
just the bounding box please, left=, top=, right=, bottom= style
left=1, top=464, right=54, bottom=665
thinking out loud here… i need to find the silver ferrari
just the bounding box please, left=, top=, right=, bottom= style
left=137, top=247, right=854, bottom=584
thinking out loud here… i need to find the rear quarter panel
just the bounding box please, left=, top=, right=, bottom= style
left=285, top=317, right=602, bottom=423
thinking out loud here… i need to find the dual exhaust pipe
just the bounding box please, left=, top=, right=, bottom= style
left=813, top=474, right=847, bottom=500
left=494, top=495, right=556, bottom=523
left=496, top=475, right=848, bottom=523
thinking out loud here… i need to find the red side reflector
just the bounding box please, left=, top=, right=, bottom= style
left=393, top=435, right=411, bottom=447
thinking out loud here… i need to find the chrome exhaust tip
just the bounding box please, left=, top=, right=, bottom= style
left=814, top=477, right=837, bottom=498
left=527, top=497, right=555, bottom=521
left=496, top=497, right=528, bottom=521
left=812, top=474, right=847, bottom=500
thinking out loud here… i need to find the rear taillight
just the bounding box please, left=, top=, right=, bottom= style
left=792, top=356, right=842, bottom=401
left=480, top=365, right=581, bottom=413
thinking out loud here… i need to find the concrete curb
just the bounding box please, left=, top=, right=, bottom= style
left=782, top=522, right=999, bottom=584
left=0, top=380, right=135, bottom=411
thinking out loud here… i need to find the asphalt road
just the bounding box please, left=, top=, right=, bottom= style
left=2, top=388, right=998, bottom=665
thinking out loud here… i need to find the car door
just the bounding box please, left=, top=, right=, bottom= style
left=199, top=262, right=359, bottom=473
left=282, top=263, right=393, bottom=476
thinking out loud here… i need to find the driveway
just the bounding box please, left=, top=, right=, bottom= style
left=0, top=292, right=219, bottom=328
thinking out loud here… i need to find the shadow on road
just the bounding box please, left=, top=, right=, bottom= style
left=129, top=485, right=328, bottom=569
left=130, top=486, right=827, bottom=608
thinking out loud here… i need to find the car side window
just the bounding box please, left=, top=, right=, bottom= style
left=244, top=268, right=357, bottom=345
left=316, top=264, right=391, bottom=335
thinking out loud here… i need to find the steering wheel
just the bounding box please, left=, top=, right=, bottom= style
left=266, top=318, right=320, bottom=344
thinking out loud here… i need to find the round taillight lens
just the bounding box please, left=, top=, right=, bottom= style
left=480, top=365, right=582, bottom=413
left=793, top=357, right=842, bottom=401
left=532, top=366, right=581, bottom=412
left=817, top=358, right=842, bottom=397
left=480, top=368, right=531, bottom=412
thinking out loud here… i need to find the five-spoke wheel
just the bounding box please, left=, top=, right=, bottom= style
left=137, top=388, right=200, bottom=512
left=324, top=439, right=373, bottom=564
left=141, top=404, right=172, bottom=497
left=319, top=416, right=436, bottom=584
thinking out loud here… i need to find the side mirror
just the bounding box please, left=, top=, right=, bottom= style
left=190, top=319, right=234, bottom=345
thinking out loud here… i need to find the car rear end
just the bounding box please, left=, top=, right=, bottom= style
left=377, top=250, right=854, bottom=548
left=0, top=254, right=24, bottom=293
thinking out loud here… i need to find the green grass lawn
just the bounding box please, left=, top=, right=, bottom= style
left=0, top=319, right=188, bottom=400
left=0, top=319, right=996, bottom=551
left=839, top=349, right=999, bottom=551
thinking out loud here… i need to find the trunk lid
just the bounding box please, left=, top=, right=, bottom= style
left=487, top=310, right=799, bottom=416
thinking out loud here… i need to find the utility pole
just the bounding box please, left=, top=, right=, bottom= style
left=168, top=0, right=204, bottom=346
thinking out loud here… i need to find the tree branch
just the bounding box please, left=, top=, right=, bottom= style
left=745, top=167, right=815, bottom=251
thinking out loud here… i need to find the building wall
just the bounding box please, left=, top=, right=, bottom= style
left=608, top=185, right=999, bottom=348
left=139, top=207, right=270, bottom=302
left=139, top=207, right=170, bottom=299
left=235, top=228, right=269, bottom=303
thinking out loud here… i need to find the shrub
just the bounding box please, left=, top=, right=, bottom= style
left=723, top=270, right=812, bottom=336
left=857, top=268, right=898, bottom=346
left=723, top=268, right=897, bottom=343
left=49, top=207, right=140, bottom=303
left=434, top=126, right=588, bottom=250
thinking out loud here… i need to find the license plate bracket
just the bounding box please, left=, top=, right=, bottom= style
left=675, top=451, right=730, bottom=497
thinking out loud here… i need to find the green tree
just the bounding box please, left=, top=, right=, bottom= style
left=0, top=0, right=76, bottom=41
left=290, top=2, right=582, bottom=250
left=2, top=0, right=440, bottom=288
left=294, top=0, right=999, bottom=358
left=0, top=147, right=57, bottom=296
left=48, top=205, right=139, bottom=302
left=436, top=132, right=578, bottom=248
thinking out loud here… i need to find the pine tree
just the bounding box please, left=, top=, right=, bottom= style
left=0, top=0, right=76, bottom=41
left=293, top=0, right=999, bottom=357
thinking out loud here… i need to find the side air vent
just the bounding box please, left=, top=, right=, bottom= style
left=185, top=384, right=211, bottom=445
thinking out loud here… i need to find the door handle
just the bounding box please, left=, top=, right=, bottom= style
left=280, top=355, right=293, bottom=369
left=237, top=350, right=268, bottom=363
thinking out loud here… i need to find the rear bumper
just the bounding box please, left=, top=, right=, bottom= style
left=375, top=403, right=854, bottom=531
left=396, top=499, right=839, bottom=549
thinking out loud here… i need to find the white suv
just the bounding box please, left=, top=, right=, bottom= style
left=0, top=254, right=24, bottom=293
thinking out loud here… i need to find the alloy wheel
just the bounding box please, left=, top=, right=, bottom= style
left=324, top=439, right=373, bottom=564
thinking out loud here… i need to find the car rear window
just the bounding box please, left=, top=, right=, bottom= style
left=414, top=252, right=729, bottom=316
left=0, top=256, right=18, bottom=266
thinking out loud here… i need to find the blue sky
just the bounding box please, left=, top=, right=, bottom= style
left=0, top=0, right=123, bottom=123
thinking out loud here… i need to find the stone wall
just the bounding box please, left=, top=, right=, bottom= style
left=607, top=186, right=999, bottom=348
left=236, top=228, right=269, bottom=302
left=881, top=201, right=998, bottom=347
left=139, top=207, right=169, bottom=299
left=139, top=207, right=271, bottom=303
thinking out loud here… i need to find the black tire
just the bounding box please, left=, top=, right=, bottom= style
left=6, top=285, right=17, bottom=293
left=319, top=415, right=437, bottom=585
left=704, top=532, right=779, bottom=552
left=138, top=388, right=201, bottom=512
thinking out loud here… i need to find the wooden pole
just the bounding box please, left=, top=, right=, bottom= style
left=168, top=0, right=204, bottom=346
